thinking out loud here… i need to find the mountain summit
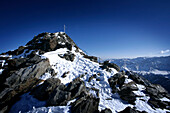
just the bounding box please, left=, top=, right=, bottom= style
left=0, top=32, right=170, bottom=113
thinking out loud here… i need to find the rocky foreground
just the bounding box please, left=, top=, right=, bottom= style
left=0, top=32, right=170, bottom=113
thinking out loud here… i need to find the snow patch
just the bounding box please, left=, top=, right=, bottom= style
left=26, top=99, right=76, bottom=113
left=0, top=69, right=4, bottom=74
left=160, top=97, right=170, bottom=102
left=39, top=72, right=52, bottom=81
left=9, top=92, right=46, bottom=113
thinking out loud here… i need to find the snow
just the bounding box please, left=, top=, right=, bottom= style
left=9, top=92, right=46, bottom=113
left=0, top=60, right=5, bottom=67
left=39, top=72, right=52, bottom=81
left=0, top=55, right=11, bottom=57
left=0, top=60, right=5, bottom=74
left=9, top=92, right=76, bottom=113
left=160, top=97, right=170, bottom=102
left=26, top=106, right=70, bottom=113
left=0, top=69, right=3, bottom=74
left=40, top=47, right=170, bottom=113
left=41, top=47, right=131, bottom=112
left=132, top=84, right=169, bottom=113
left=124, top=77, right=133, bottom=84
left=7, top=45, right=170, bottom=113
left=26, top=99, right=76, bottom=113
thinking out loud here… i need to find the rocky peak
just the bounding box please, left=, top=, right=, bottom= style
left=26, top=32, right=79, bottom=52
left=0, top=32, right=81, bottom=58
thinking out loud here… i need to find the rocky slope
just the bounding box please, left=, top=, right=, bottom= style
left=0, top=32, right=170, bottom=113
left=110, top=56, right=170, bottom=93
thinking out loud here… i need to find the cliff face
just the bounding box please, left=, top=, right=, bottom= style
left=0, top=32, right=169, bottom=113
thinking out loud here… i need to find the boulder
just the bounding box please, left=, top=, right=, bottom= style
left=118, top=82, right=138, bottom=104
left=66, top=78, right=87, bottom=99
left=108, top=72, right=125, bottom=93
left=47, top=84, right=71, bottom=106
left=71, top=95, right=99, bottom=113
left=146, top=84, right=168, bottom=98
left=58, top=52, right=75, bottom=62
left=30, top=78, right=61, bottom=100
left=46, top=77, right=87, bottom=106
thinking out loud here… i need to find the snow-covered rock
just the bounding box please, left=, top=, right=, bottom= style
left=0, top=32, right=170, bottom=113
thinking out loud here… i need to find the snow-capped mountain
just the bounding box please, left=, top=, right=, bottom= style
left=0, top=32, right=170, bottom=113
left=110, top=56, right=170, bottom=93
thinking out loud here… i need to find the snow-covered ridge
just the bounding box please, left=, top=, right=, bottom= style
left=0, top=32, right=170, bottom=113
left=9, top=47, right=169, bottom=113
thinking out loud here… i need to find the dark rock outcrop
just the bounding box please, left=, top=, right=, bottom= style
left=30, top=78, right=61, bottom=101
left=146, top=84, right=170, bottom=109
left=65, top=78, right=87, bottom=99
left=146, top=84, right=168, bottom=97
left=148, top=98, right=170, bottom=110
left=58, top=52, right=75, bottom=62
left=71, top=95, right=99, bottom=113
left=118, top=82, right=138, bottom=104
left=108, top=72, right=125, bottom=93
left=119, top=107, right=147, bottom=113
left=45, top=77, right=87, bottom=106
left=5, top=53, right=43, bottom=70
left=128, top=71, right=151, bottom=86
left=84, top=55, right=98, bottom=63
left=26, top=32, right=79, bottom=52
left=0, top=58, right=50, bottom=113
left=108, top=72, right=138, bottom=104
left=103, top=61, right=120, bottom=72
left=47, top=84, right=71, bottom=106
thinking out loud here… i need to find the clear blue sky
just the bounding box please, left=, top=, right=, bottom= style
left=0, top=0, right=170, bottom=58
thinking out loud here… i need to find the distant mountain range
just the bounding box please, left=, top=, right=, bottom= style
left=110, top=56, right=170, bottom=93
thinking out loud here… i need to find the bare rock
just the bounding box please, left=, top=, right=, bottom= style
left=103, top=61, right=120, bottom=72
left=46, top=84, right=71, bottom=106
left=108, top=72, right=125, bottom=93
left=66, top=78, right=87, bottom=99
left=71, top=95, right=99, bottom=113
left=0, top=59, right=50, bottom=113
left=84, top=55, right=98, bottom=63
left=30, top=78, right=61, bottom=101
left=118, top=82, right=138, bottom=104
left=128, top=72, right=151, bottom=86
